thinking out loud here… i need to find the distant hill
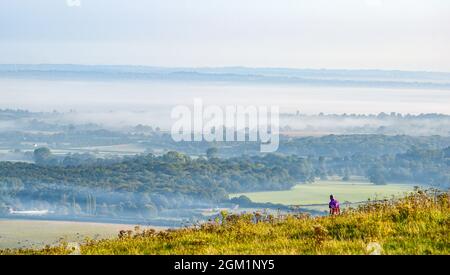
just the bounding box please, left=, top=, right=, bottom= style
left=1, top=64, right=450, bottom=89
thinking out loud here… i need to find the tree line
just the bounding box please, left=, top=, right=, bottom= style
left=0, top=145, right=448, bottom=220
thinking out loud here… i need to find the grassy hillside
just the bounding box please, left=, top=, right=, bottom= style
left=2, top=190, right=449, bottom=255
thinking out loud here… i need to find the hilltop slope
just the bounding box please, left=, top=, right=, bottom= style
left=2, top=189, right=449, bottom=255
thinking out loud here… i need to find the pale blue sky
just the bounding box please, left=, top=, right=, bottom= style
left=0, top=0, right=449, bottom=71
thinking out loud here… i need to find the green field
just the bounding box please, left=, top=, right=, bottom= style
left=0, top=219, right=166, bottom=249
left=52, top=143, right=147, bottom=157
left=230, top=179, right=420, bottom=206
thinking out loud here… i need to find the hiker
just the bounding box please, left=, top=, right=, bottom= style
left=329, top=195, right=340, bottom=215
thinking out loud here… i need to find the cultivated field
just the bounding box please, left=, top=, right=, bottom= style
left=51, top=143, right=148, bottom=157
left=231, top=179, right=419, bottom=207
left=0, top=219, right=166, bottom=249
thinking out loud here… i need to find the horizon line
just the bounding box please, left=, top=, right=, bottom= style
left=1, top=63, right=450, bottom=75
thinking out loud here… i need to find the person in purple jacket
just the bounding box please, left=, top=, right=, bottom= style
left=329, top=195, right=340, bottom=215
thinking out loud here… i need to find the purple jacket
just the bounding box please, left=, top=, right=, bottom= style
left=329, top=199, right=340, bottom=209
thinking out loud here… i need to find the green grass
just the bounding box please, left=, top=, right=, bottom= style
left=231, top=179, right=419, bottom=206
left=2, top=190, right=448, bottom=255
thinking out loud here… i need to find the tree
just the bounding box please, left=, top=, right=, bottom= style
left=229, top=195, right=253, bottom=207
left=342, top=168, right=350, bottom=181
left=33, top=147, right=52, bottom=165
left=0, top=177, right=24, bottom=196
left=367, top=165, right=387, bottom=185
left=206, top=147, right=219, bottom=159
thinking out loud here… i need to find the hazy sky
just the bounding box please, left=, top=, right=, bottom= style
left=0, top=0, right=449, bottom=71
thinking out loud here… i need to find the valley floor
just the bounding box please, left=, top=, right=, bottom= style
left=0, top=219, right=167, bottom=249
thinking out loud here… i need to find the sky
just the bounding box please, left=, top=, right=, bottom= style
left=0, top=0, right=449, bottom=71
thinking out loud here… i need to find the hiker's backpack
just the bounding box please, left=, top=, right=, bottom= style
left=334, top=200, right=340, bottom=208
